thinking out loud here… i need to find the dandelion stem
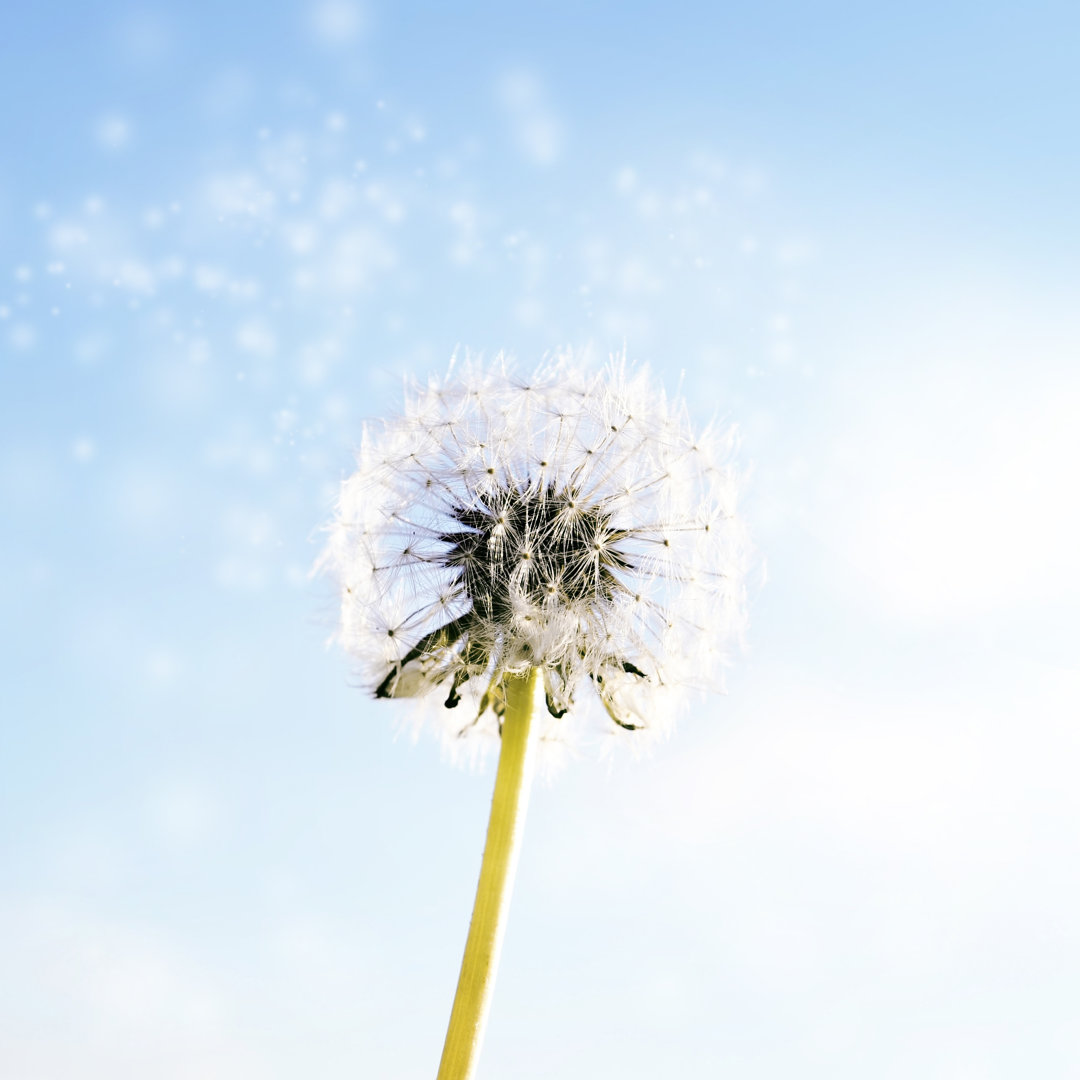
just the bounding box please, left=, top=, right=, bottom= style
left=436, top=668, right=542, bottom=1080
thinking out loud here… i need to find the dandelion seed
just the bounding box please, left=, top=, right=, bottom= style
left=318, top=350, right=748, bottom=1080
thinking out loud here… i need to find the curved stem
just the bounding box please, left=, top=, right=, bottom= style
left=436, top=668, right=542, bottom=1080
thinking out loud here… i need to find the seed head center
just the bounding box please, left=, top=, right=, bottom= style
left=441, top=483, right=632, bottom=622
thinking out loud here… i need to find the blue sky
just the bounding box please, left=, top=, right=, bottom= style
left=2, top=3, right=1079, bottom=1078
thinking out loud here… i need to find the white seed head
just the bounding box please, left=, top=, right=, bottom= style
left=319, top=351, right=748, bottom=759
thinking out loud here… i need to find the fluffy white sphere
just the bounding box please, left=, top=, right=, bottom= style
left=319, top=352, right=747, bottom=758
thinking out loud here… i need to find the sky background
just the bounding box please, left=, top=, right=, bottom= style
left=2, top=2, right=1080, bottom=1077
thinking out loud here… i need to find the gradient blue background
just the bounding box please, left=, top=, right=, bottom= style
left=3, top=3, right=1079, bottom=1077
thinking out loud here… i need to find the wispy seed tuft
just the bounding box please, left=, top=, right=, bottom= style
left=318, top=351, right=748, bottom=758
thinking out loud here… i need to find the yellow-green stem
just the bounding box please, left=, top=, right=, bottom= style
left=436, top=668, right=542, bottom=1080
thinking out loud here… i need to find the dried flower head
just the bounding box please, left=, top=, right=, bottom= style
left=320, top=352, right=747, bottom=755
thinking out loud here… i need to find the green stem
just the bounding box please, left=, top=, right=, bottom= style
left=436, top=668, right=542, bottom=1080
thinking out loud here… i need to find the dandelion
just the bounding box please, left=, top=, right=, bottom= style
left=319, top=351, right=747, bottom=1079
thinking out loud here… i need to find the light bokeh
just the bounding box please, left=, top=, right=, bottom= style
left=2, top=3, right=1079, bottom=1078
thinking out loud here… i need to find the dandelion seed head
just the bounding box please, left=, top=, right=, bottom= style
left=319, top=350, right=748, bottom=760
